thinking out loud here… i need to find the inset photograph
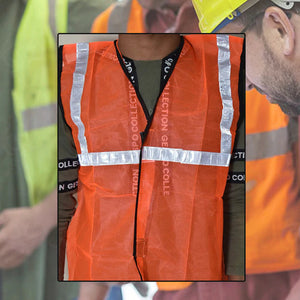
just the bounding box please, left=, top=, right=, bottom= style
left=58, top=33, right=245, bottom=281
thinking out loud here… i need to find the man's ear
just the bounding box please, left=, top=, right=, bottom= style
left=263, top=6, right=295, bottom=55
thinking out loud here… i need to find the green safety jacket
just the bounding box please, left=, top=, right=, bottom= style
left=12, top=0, right=65, bottom=206
left=0, top=0, right=79, bottom=299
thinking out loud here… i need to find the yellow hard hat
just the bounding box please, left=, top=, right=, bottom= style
left=191, top=0, right=248, bottom=33
left=192, top=0, right=299, bottom=33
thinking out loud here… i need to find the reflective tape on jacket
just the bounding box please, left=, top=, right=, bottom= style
left=246, top=90, right=300, bottom=274
left=60, top=35, right=244, bottom=280
left=12, top=0, right=67, bottom=206
left=247, top=125, right=296, bottom=161
left=22, top=103, right=57, bottom=131
left=78, top=148, right=231, bottom=167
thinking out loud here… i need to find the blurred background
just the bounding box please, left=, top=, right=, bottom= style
left=1, top=0, right=299, bottom=300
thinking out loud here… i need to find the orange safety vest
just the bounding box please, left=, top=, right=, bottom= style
left=246, top=90, right=300, bottom=274
left=60, top=35, right=244, bottom=280
left=91, top=0, right=144, bottom=33
left=92, top=0, right=192, bottom=289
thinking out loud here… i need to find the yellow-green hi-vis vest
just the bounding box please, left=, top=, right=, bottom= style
left=12, top=0, right=68, bottom=205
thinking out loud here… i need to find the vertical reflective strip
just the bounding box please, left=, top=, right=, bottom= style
left=48, top=0, right=56, bottom=38
left=217, top=35, right=234, bottom=154
left=70, top=43, right=89, bottom=154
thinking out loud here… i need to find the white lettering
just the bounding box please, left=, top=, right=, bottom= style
left=233, top=151, right=245, bottom=159
left=132, top=169, right=139, bottom=194
left=129, top=83, right=140, bottom=195
left=232, top=174, right=245, bottom=181
left=161, top=83, right=170, bottom=196
left=58, top=160, right=79, bottom=169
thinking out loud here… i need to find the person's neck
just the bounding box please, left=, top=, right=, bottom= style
left=118, top=34, right=181, bottom=60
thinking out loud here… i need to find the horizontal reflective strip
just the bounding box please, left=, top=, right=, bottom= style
left=78, top=147, right=231, bottom=167
left=142, top=147, right=231, bottom=167
left=246, top=127, right=292, bottom=161
left=22, top=103, right=57, bottom=131
left=78, top=150, right=140, bottom=166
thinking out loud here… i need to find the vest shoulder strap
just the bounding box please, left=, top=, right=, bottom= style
left=91, top=0, right=133, bottom=33
left=91, top=0, right=145, bottom=33
left=91, top=3, right=115, bottom=33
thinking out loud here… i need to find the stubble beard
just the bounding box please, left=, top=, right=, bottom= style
left=261, top=34, right=300, bottom=116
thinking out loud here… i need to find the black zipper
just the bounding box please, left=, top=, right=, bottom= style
left=114, top=37, right=185, bottom=280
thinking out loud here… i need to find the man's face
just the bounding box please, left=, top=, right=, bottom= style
left=219, top=16, right=300, bottom=116
left=249, top=32, right=300, bottom=116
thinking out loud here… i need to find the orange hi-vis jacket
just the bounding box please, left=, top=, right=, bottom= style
left=91, top=0, right=144, bottom=33
left=60, top=35, right=244, bottom=280
left=246, top=90, right=300, bottom=274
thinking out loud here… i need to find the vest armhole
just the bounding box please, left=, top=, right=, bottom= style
left=58, top=45, right=73, bottom=134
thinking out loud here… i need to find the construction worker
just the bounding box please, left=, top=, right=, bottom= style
left=91, top=0, right=199, bottom=33
left=193, top=2, right=300, bottom=299
left=154, top=90, right=300, bottom=300
left=0, top=0, right=113, bottom=299
left=93, top=0, right=300, bottom=116
left=193, top=0, right=300, bottom=115
left=58, top=33, right=244, bottom=281
left=89, top=0, right=300, bottom=299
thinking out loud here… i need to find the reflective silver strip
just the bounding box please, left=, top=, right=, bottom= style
left=48, top=0, right=56, bottom=38
left=78, top=147, right=231, bottom=167
left=70, top=43, right=89, bottom=154
left=217, top=35, right=234, bottom=154
left=78, top=150, right=140, bottom=166
left=246, top=125, right=295, bottom=161
left=143, top=146, right=231, bottom=167
left=22, top=103, right=57, bottom=131
left=108, top=0, right=132, bottom=33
